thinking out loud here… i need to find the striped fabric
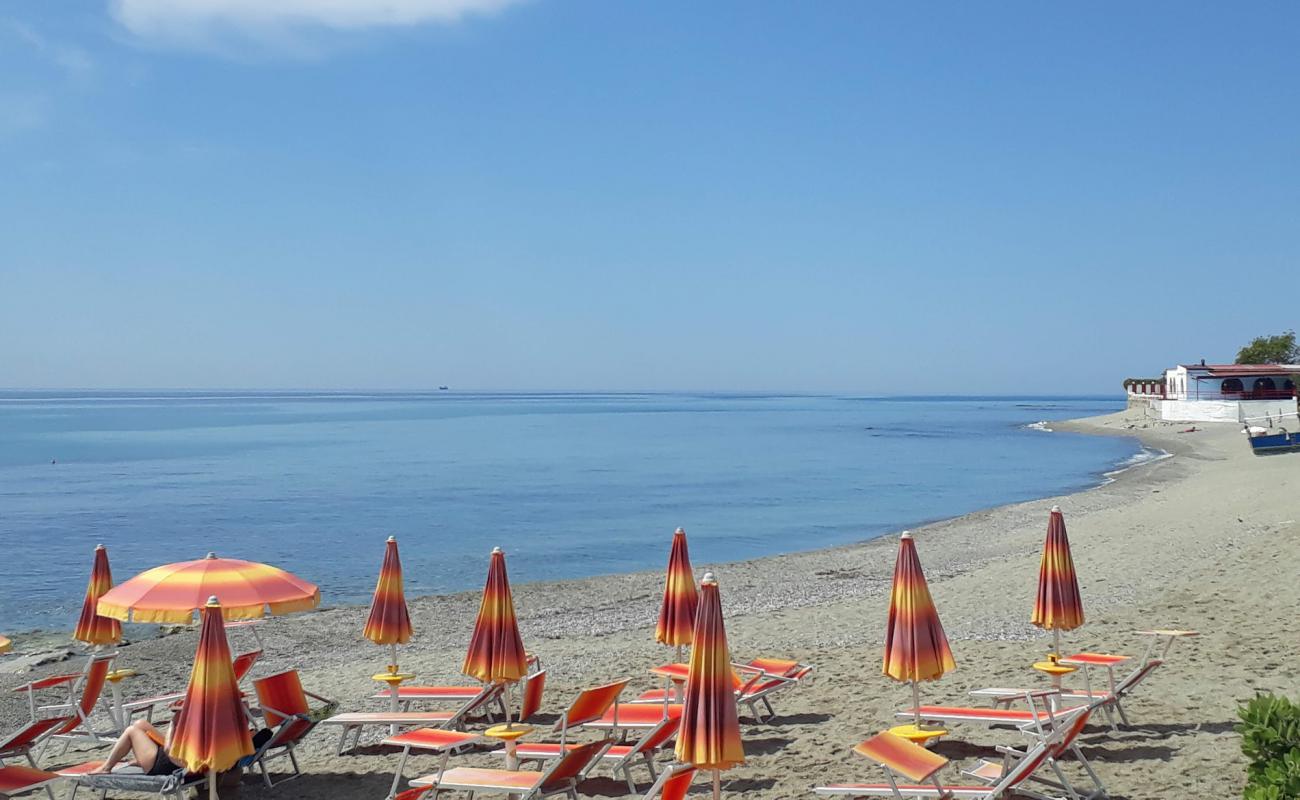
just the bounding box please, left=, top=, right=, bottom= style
left=883, top=533, right=956, bottom=683
left=854, top=731, right=948, bottom=783
left=655, top=527, right=698, bottom=647
left=169, top=598, right=255, bottom=774
left=0, top=635, right=9, bottom=654
left=98, top=553, right=320, bottom=624
left=363, top=537, right=413, bottom=646
left=1032, top=507, right=1085, bottom=632
left=74, top=545, right=122, bottom=646
left=674, top=573, right=744, bottom=772
left=461, top=548, right=528, bottom=685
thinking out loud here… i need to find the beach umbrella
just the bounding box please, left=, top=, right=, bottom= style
left=74, top=544, right=122, bottom=648
left=1032, top=506, right=1085, bottom=657
left=169, top=597, right=254, bottom=800
left=883, top=531, right=956, bottom=726
left=363, top=536, right=413, bottom=673
left=655, top=527, right=699, bottom=658
left=675, top=572, right=744, bottom=800
left=98, top=553, right=319, bottom=624
left=463, top=547, right=528, bottom=721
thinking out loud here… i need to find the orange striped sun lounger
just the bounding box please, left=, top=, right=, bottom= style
left=239, top=670, right=335, bottom=788
left=406, top=739, right=610, bottom=800
left=960, top=700, right=1107, bottom=800
left=56, top=760, right=206, bottom=800
left=12, top=653, right=119, bottom=758
left=326, top=681, right=506, bottom=754
left=381, top=728, right=482, bottom=800
left=374, top=654, right=541, bottom=712
left=812, top=724, right=1064, bottom=799
left=640, top=764, right=696, bottom=800
left=0, top=764, right=60, bottom=799
left=636, top=658, right=812, bottom=722
left=969, top=630, right=1198, bottom=730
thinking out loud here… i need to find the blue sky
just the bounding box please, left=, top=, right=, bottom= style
left=2, top=1, right=1297, bottom=393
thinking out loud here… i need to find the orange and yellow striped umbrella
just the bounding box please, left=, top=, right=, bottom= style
left=74, top=544, right=122, bottom=647
left=675, top=572, right=744, bottom=800
left=462, top=547, right=528, bottom=685
left=883, top=532, right=955, bottom=725
left=364, top=536, right=413, bottom=672
left=1032, top=506, right=1084, bottom=656
left=169, top=597, right=254, bottom=799
left=0, top=635, right=10, bottom=654
left=98, top=553, right=320, bottom=624
left=655, top=527, right=698, bottom=650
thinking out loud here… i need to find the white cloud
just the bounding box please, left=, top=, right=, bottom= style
left=111, top=0, right=525, bottom=46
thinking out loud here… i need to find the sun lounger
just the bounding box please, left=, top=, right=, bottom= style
left=323, top=682, right=504, bottom=754
left=1, top=717, right=75, bottom=768
left=12, top=654, right=118, bottom=757
left=970, top=630, right=1198, bottom=730
left=376, top=654, right=541, bottom=712
left=0, top=764, right=60, bottom=799
left=894, top=690, right=1077, bottom=738
left=407, top=738, right=610, bottom=800
left=961, top=701, right=1107, bottom=800
left=503, top=684, right=678, bottom=792
left=634, top=658, right=813, bottom=722
left=239, top=669, right=335, bottom=788
left=381, top=728, right=483, bottom=800
left=57, top=761, right=207, bottom=800
left=812, top=726, right=1061, bottom=799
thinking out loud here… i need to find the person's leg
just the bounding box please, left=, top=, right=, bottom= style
left=90, top=720, right=162, bottom=773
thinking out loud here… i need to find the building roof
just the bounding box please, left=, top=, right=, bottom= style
left=1183, top=364, right=1300, bottom=378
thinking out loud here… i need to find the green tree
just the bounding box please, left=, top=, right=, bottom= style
left=1237, top=331, right=1299, bottom=365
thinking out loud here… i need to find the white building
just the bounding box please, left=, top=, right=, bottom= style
left=1126, top=361, right=1300, bottom=422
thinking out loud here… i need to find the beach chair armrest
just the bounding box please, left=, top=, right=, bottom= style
left=14, top=674, right=79, bottom=692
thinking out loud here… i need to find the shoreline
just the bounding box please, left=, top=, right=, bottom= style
left=4, top=409, right=1285, bottom=798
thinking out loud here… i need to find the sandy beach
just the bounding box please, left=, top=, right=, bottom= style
left=3, top=408, right=1292, bottom=799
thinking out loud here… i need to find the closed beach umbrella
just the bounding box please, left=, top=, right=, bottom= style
left=675, top=572, right=744, bottom=800
left=883, top=532, right=956, bottom=726
left=463, top=547, right=528, bottom=717
left=363, top=536, right=413, bottom=673
left=74, top=544, right=122, bottom=647
left=1032, top=506, right=1085, bottom=657
left=655, top=527, right=699, bottom=656
left=169, top=597, right=254, bottom=800
left=98, top=553, right=319, bottom=624
left=0, top=635, right=10, bottom=654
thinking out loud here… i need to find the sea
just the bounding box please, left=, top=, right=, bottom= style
left=0, top=392, right=1152, bottom=636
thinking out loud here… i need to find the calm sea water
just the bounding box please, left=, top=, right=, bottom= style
left=0, top=392, right=1140, bottom=634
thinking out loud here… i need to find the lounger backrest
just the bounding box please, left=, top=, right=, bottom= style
left=537, top=739, right=609, bottom=793
left=993, top=737, right=1054, bottom=792
left=558, top=680, right=629, bottom=729
left=58, top=656, right=113, bottom=734
left=628, top=705, right=684, bottom=755
left=0, top=716, right=72, bottom=756
left=253, top=669, right=320, bottom=749
left=232, top=650, right=262, bottom=683
left=644, top=765, right=696, bottom=800
left=459, top=683, right=504, bottom=719
left=1052, top=707, right=1094, bottom=756
left=520, top=670, right=546, bottom=723
left=1117, top=659, right=1162, bottom=695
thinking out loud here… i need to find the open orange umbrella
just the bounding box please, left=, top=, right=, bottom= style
left=363, top=536, right=413, bottom=673
left=463, top=547, right=528, bottom=721
left=98, top=553, right=319, bottom=624
left=883, top=532, right=955, bottom=726
left=169, top=597, right=254, bottom=800
left=74, top=544, right=122, bottom=647
left=675, top=572, right=743, bottom=800
left=655, top=528, right=698, bottom=658
left=1032, top=506, right=1084, bottom=657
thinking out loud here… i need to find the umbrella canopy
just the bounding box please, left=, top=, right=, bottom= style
left=883, top=532, right=955, bottom=684
left=98, top=553, right=319, bottom=624
left=462, top=547, right=528, bottom=685
left=363, top=536, right=413, bottom=647
left=675, top=572, right=744, bottom=795
left=1032, top=506, right=1085, bottom=640
left=74, top=545, right=122, bottom=647
left=655, top=527, right=698, bottom=648
left=169, top=597, right=254, bottom=790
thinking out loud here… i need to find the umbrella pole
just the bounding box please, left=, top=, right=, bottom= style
left=1052, top=628, right=1061, bottom=659
left=911, top=680, right=921, bottom=727
left=713, top=769, right=721, bottom=800
left=209, top=774, right=218, bottom=800
left=389, top=643, right=398, bottom=673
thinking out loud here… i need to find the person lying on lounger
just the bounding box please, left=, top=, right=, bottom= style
left=88, top=719, right=183, bottom=776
